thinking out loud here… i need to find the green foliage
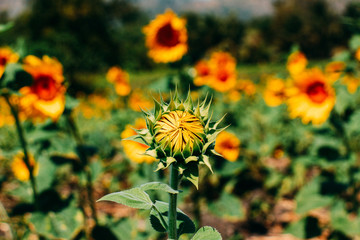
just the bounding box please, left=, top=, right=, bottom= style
left=97, top=187, right=153, bottom=210
left=191, top=226, right=222, bottom=240
left=150, top=201, right=195, bottom=236
left=0, top=63, right=32, bottom=91
left=208, top=192, right=245, bottom=220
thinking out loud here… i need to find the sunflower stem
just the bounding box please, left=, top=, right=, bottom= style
left=168, top=164, right=179, bottom=239
left=3, top=94, right=38, bottom=208
left=66, top=113, right=98, bottom=227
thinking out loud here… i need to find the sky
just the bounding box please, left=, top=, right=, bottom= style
left=0, top=0, right=359, bottom=20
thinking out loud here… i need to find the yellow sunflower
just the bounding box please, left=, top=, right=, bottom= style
left=342, top=74, right=360, bottom=94
left=214, top=131, right=240, bottom=162
left=19, top=55, right=66, bottom=121
left=193, top=60, right=211, bottom=86
left=143, top=9, right=188, bottom=63
left=106, top=66, right=131, bottom=96
left=0, top=98, right=15, bottom=127
left=286, top=68, right=335, bottom=125
left=0, top=47, right=19, bottom=78
left=207, top=51, right=237, bottom=92
left=287, top=51, right=307, bottom=76
left=263, top=77, right=287, bottom=107
left=355, top=47, right=360, bottom=61
left=154, top=110, right=204, bottom=153
left=121, top=118, right=156, bottom=164
left=11, top=152, right=39, bottom=182
left=325, top=61, right=345, bottom=82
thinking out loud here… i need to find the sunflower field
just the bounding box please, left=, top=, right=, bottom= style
left=1, top=0, right=360, bottom=240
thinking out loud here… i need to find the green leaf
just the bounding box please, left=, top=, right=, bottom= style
left=191, top=226, right=222, bottom=240
left=0, top=22, right=14, bottom=33
left=139, top=182, right=179, bottom=194
left=182, top=163, right=199, bottom=189
left=330, top=200, right=360, bottom=236
left=208, top=192, right=244, bottom=220
left=150, top=201, right=195, bottom=236
left=284, top=218, right=306, bottom=239
left=97, top=187, right=153, bottom=210
left=295, top=177, right=333, bottom=215
left=201, top=155, right=213, bottom=173
left=29, top=200, right=83, bottom=239
left=0, top=63, right=32, bottom=90
left=349, top=34, right=360, bottom=51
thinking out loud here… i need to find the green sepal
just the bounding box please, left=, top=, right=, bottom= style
left=201, top=155, right=213, bottom=173
left=185, top=156, right=198, bottom=164
left=144, top=149, right=158, bottom=158
left=183, top=90, right=194, bottom=110
left=122, top=135, right=150, bottom=146
left=182, top=141, right=193, bottom=159
left=183, top=163, right=199, bottom=189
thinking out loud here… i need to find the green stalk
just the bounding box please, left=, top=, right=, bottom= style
left=168, top=164, right=179, bottom=239
left=3, top=94, right=38, bottom=207
left=66, top=114, right=98, bottom=225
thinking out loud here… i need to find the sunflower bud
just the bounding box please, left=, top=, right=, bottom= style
left=127, top=90, right=226, bottom=188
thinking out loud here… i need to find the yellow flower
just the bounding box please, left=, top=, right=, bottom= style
left=0, top=98, right=15, bottom=127
left=325, top=61, right=345, bottom=82
left=154, top=110, right=204, bottom=153
left=287, top=68, right=335, bottom=125
left=207, top=52, right=237, bottom=92
left=342, top=74, right=360, bottom=94
left=106, top=66, right=131, bottom=96
left=75, top=94, right=112, bottom=119
left=263, top=77, right=287, bottom=107
left=143, top=9, right=188, bottom=63
left=11, top=152, right=39, bottom=182
left=193, top=60, right=211, bottom=86
left=121, top=119, right=156, bottom=164
left=236, top=79, right=256, bottom=96
left=287, top=51, right=307, bottom=76
left=214, top=131, right=240, bottom=162
left=19, top=55, right=66, bottom=121
left=128, top=90, right=154, bottom=112
left=0, top=47, right=19, bottom=78
left=355, top=47, right=360, bottom=61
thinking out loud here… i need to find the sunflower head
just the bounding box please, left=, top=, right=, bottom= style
left=143, top=9, right=188, bottom=63
left=128, top=89, right=226, bottom=188
left=0, top=47, right=19, bottom=77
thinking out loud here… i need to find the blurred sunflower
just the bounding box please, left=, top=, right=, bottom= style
left=128, top=90, right=154, bottom=112
left=325, top=61, right=345, bottom=82
left=263, top=77, right=287, bottom=107
left=0, top=98, right=15, bottom=127
left=287, top=51, right=307, bottom=76
left=342, top=74, right=360, bottom=94
left=75, top=94, right=112, bottom=119
left=19, top=55, right=66, bottom=121
left=193, top=60, right=211, bottom=86
left=214, top=131, right=240, bottom=162
left=0, top=47, right=19, bottom=77
left=121, top=118, right=156, bottom=164
left=207, top=51, right=237, bottom=92
left=106, top=66, right=131, bottom=96
left=355, top=47, right=360, bottom=61
left=143, top=9, right=188, bottom=63
left=287, top=68, right=335, bottom=125
left=237, top=79, right=256, bottom=96
left=11, top=152, right=39, bottom=182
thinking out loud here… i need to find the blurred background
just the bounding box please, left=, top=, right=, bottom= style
left=2, top=1, right=360, bottom=240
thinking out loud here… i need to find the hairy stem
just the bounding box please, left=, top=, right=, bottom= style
left=3, top=94, right=38, bottom=208
left=168, top=164, right=179, bottom=239
left=66, top=114, right=98, bottom=226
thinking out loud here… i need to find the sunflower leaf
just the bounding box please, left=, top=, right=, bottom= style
left=97, top=187, right=153, bottom=210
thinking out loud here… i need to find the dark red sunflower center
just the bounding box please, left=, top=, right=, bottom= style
left=156, top=23, right=180, bottom=47
left=0, top=57, right=8, bottom=66
left=306, top=81, right=328, bottom=103
left=32, top=75, right=58, bottom=101
left=217, top=70, right=229, bottom=82
left=220, top=140, right=237, bottom=150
